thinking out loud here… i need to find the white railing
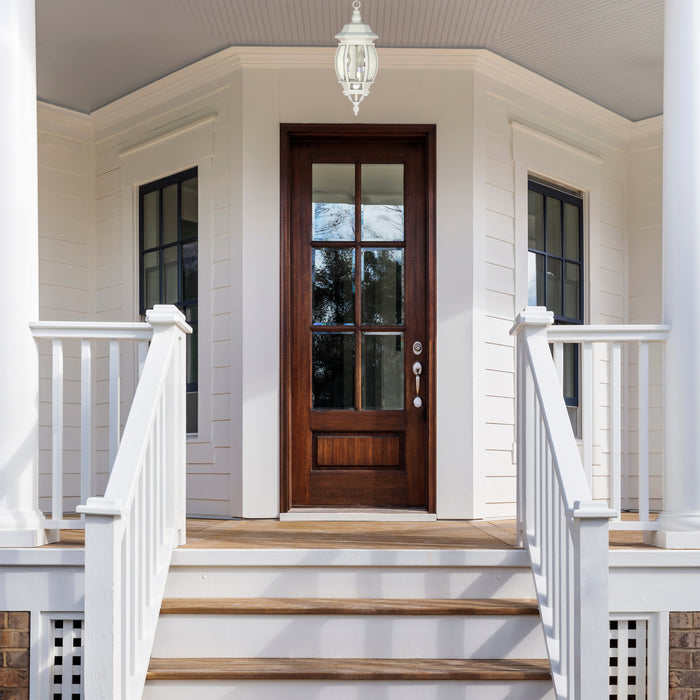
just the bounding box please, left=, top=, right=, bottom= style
left=512, top=308, right=615, bottom=699
left=76, top=306, right=190, bottom=699
left=547, top=323, right=670, bottom=530
left=30, top=319, right=153, bottom=529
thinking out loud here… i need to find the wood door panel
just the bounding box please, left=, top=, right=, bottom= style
left=281, top=125, right=436, bottom=510
left=315, top=434, right=402, bottom=468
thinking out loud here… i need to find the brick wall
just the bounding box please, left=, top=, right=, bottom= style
left=670, top=612, right=700, bottom=698
left=0, top=612, right=29, bottom=700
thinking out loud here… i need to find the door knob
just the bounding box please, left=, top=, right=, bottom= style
left=412, top=361, right=423, bottom=405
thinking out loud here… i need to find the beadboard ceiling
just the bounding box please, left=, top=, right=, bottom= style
left=35, top=0, right=663, bottom=121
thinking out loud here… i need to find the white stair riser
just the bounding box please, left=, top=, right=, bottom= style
left=152, top=613, right=546, bottom=659
left=164, top=566, right=536, bottom=599
left=144, top=679, right=556, bottom=700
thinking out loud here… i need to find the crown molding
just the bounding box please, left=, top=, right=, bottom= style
left=86, top=46, right=638, bottom=141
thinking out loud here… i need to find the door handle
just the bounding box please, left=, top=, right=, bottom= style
left=412, top=361, right=423, bottom=407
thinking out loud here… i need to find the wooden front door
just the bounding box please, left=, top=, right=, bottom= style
left=281, top=125, right=435, bottom=510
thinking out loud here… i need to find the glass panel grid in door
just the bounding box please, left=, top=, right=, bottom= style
left=311, top=161, right=406, bottom=411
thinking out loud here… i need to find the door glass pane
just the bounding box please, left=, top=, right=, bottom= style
left=312, top=164, right=355, bottom=241
left=546, top=197, right=562, bottom=256
left=528, top=252, right=545, bottom=306
left=361, top=164, right=404, bottom=241
left=528, top=191, right=545, bottom=250
left=163, top=184, right=178, bottom=245
left=163, top=245, right=178, bottom=304
left=361, top=249, right=403, bottom=324
left=312, top=333, right=355, bottom=409
left=564, top=203, right=580, bottom=260
left=143, top=191, right=159, bottom=249
left=181, top=177, right=198, bottom=240
left=547, top=258, right=563, bottom=316
left=143, top=250, right=160, bottom=310
left=182, top=241, right=198, bottom=302
left=564, top=262, right=580, bottom=320
left=313, top=248, right=355, bottom=325
left=362, top=333, right=404, bottom=410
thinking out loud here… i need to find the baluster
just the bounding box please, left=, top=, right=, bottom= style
left=638, top=341, right=650, bottom=524
left=611, top=341, right=622, bottom=519
left=129, top=511, right=137, bottom=673
left=80, top=340, right=92, bottom=509
left=582, top=341, right=593, bottom=488
left=109, top=340, right=120, bottom=471
left=137, top=340, right=148, bottom=380
left=553, top=341, right=564, bottom=387
left=52, top=339, right=64, bottom=522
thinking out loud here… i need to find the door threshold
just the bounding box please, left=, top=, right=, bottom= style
left=280, top=509, right=437, bottom=522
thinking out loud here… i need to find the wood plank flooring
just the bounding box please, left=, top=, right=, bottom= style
left=44, top=515, right=657, bottom=550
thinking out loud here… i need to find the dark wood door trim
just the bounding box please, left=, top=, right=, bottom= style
left=280, top=123, right=437, bottom=513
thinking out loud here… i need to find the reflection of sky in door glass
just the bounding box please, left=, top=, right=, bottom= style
left=361, top=205, right=404, bottom=241
left=312, top=203, right=355, bottom=241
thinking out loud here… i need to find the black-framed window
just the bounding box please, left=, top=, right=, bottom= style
left=139, top=167, right=198, bottom=433
left=528, top=179, right=584, bottom=427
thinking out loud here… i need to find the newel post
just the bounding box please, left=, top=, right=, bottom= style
left=78, top=500, right=124, bottom=699
left=570, top=502, right=613, bottom=699
left=511, top=308, right=554, bottom=546
left=146, top=305, right=189, bottom=545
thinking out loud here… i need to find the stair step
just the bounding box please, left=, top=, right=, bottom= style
left=160, top=597, right=540, bottom=616
left=147, top=657, right=551, bottom=682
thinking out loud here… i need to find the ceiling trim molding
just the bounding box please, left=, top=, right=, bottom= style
left=118, top=113, right=218, bottom=159
left=37, top=101, right=93, bottom=141
left=90, top=46, right=636, bottom=138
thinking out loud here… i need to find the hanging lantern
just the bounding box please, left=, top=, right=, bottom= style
left=334, top=1, right=378, bottom=116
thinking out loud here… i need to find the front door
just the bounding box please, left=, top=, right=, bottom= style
left=281, top=125, right=435, bottom=510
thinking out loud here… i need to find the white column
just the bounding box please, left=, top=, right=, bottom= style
left=651, top=0, right=700, bottom=547
left=0, top=0, right=45, bottom=546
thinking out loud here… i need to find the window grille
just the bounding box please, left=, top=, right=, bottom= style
left=50, top=618, right=83, bottom=700
left=610, top=618, right=647, bottom=699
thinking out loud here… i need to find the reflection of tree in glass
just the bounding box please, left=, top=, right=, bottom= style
left=362, top=249, right=403, bottom=325
left=312, top=334, right=354, bottom=408
left=362, top=334, right=404, bottom=410
left=313, top=203, right=355, bottom=241
left=362, top=205, right=404, bottom=241
left=313, top=249, right=354, bottom=325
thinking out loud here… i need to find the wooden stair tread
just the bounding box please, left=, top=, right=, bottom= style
left=160, top=597, right=539, bottom=616
left=147, top=657, right=551, bottom=681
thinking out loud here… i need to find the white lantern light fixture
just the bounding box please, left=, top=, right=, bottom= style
left=334, top=1, right=378, bottom=116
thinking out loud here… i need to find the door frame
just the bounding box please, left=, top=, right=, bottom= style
left=279, top=123, right=437, bottom=513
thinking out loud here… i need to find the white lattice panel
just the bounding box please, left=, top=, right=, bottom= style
left=610, top=619, right=647, bottom=699
left=50, top=618, right=84, bottom=700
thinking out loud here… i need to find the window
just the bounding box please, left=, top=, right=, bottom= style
left=528, top=179, right=583, bottom=432
left=139, top=168, right=198, bottom=433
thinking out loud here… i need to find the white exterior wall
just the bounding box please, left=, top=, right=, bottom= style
left=37, top=104, right=95, bottom=513
left=473, top=61, right=630, bottom=517
left=35, top=48, right=663, bottom=520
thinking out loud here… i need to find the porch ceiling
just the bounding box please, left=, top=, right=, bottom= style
left=36, top=0, right=663, bottom=121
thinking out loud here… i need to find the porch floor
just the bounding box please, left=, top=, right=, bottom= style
left=47, top=514, right=656, bottom=550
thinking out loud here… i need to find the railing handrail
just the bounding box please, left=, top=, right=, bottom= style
left=77, top=305, right=190, bottom=699
left=30, top=320, right=153, bottom=340
left=547, top=324, right=670, bottom=343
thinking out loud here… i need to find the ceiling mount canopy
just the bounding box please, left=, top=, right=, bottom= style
left=334, top=1, right=379, bottom=116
